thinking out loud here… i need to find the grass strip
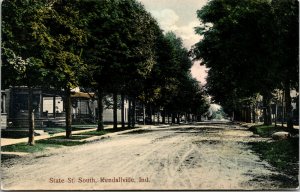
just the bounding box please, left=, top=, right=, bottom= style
left=48, top=135, right=93, bottom=140
left=1, top=142, right=61, bottom=153
left=250, top=138, right=299, bottom=176
left=36, top=139, right=86, bottom=146
left=249, top=125, right=287, bottom=137
left=249, top=124, right=299, bottom=179
left=2, top=139, right=86, bottom=153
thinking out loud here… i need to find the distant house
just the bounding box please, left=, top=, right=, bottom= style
left=0, top=86, right=129, bottom=129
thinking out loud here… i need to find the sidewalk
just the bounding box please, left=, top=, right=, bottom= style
left=1, top=127, right=97, bottom=147
left=1, top=124, right=168, bottom=147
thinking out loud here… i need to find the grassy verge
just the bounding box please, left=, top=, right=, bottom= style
left=2, top=126, right=138, bottom=154
left=250, top=138, right=299, bottom=176
left=36, top=139, right=86, bottom=146
left=1, top=128, right=138, bottom=153
left=78, top=130, right=109, bottom=136
left=48, top=135, right=93, bottom=140
left=44, top=127, right=95, bottom=134
left=249, top=124, right=287, bottom=137
left=249, top=124, right=299, bottom=181
left=2, top=139, right=86, bottom=153
left=1, top=142, right=62, bottom=153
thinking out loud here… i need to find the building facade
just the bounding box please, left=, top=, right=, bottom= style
left=0, top=87, right=128, bottom=129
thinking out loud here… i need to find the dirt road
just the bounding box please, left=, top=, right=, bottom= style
left=1, top=123, right=287, bottom=190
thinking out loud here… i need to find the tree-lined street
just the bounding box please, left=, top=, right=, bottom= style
left=2, top=122, right=291, bottom=190
left=1, top=0, right=298, bottom=190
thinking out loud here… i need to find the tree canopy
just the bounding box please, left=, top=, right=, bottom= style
left=192, top=0, right=298, bottom=127
left=2, top=0, right=210, bottom=143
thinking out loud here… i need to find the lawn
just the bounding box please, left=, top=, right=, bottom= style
left=48, top=135, right=93, bottom=140
left=2, top=126, right=138, bottom=153
left=249, top=124, right=288, bottom=137
left=77, top=130, right=109, bottom=136
left=2, top=139, right=87, bottom=153
left=249, top=124, right=299, bottom=183
left=1, top=142, right=62, bottom=153
left=36, top=139, right=86, bottom=146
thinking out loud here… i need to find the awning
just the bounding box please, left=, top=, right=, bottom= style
left=71, top=92, right=95, bottom=99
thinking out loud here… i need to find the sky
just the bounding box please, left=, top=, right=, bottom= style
left=138, top=0, right=209, bottom=85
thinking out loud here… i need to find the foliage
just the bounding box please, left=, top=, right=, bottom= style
left=192, top=0, right=299, bottom=123
left=2, top=0, right=210, bottom=136
left=272, top=0, right=299, bottom=89
left=1, top=0, right=49, bottom=88
left=35, top=0, right=88, bottom=90
left=139, top=30, right=209, bottom=120
left=81, top=0, right=159, bottom=93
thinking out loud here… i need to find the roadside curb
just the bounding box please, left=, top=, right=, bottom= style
left=82, top=124, right=170, bottom=143
left=1, top=124, right=171, bottom=157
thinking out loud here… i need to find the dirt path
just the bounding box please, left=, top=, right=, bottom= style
left=1, top=123, right=285, bottom=190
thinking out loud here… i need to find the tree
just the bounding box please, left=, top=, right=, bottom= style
left=149, top=32, right=210, bottom=123
left=192, top=0, right=286, bottom=125
left=81, top=0, right=159, bottom=129
left=2, top=0, right=49, bottom=145
left=31, top=0, right=88, bottom=138
left=272, top=0, right=299, bottom=129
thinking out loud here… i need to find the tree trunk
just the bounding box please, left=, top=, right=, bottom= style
left=121, top=94, right=125, bottom=129
left=65, top=87, right=72, bottom=138
left=282, top=90, right=285, bottom=127
left=149, top=105, right=153, bottom=124
left=97, top=88, right=104, bottom=131
left=275, top=99, right=278, bottom=127
left=113, top=92, right=118, bottom=130
left=157, top=111, right=160, bottom=124
left=53, top=96, right=56, bottom=118
left=127, top=98, right=132, bottom=128
left=252, top=105, right=256, bottom=123
left=177, top=113, right=180, bottom=124
left=143, top=103, right=146, bottom=125
left=172, top=112, right=175, bottom=124
left=247, top=107, right=251, bottom=123
left=185, top=112, right=188, bottom=123
left=162, top=110, right=166, bottom=124
left=267, top=105, right=272, bottom=125
left=284, top=82, right=294, bottom=130
left=28, top=87, right=35, bottom=145
left=132, top=97, right=136, bottom=128
left=263, top=93, right=272, bottom=126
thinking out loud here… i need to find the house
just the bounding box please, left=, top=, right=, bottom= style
left=0, top=86, right=129, bottom=129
